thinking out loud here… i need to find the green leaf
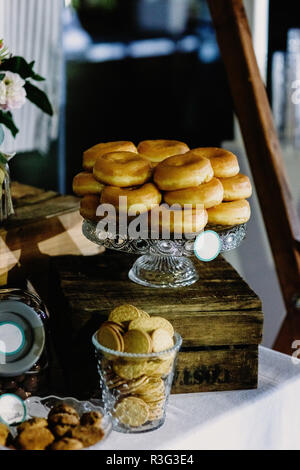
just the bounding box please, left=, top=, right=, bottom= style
left=0, top=125, right=4, bottom=145
left=0, top=73, right=5, bottom=82
left=0, top=110, right=19, bottom=137
left=0, top=152, right=7, bottom=165
left=24, top=82, right=53, bottom=116
left=0, top=56, right=45, bottom=81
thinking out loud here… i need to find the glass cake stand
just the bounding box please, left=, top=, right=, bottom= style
left=82, top=220, right=247, bottom=288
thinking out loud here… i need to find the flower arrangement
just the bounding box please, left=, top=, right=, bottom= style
left=0, top=39, right=53, bottom=221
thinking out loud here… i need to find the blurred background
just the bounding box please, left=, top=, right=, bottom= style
left=1, top=0, right=300, bottom=348
left=1, top=0, right=234, bottom=192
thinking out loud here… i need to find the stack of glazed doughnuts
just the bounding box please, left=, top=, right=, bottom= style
left=160, top=147, right=252, bottom=226
left=73, top=139, right=251, bottom=234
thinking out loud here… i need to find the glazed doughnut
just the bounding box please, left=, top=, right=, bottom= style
left=149, top=205, right=208, bottom=235
left=164, top=177, right=224, bottom=209
left=83, top=141, right=137, bottom=171
left=80, top=194, right=101, bottom=221
left=101, top=183, right=162, bottom=214
left=219, top=174, right=252, bottom=201
left=137, top=139, right=189, bottom=166
left=72, top=172, right=104, bottom=196
left=191, top=148, right=239, bottom=178
left=207, top=199, right=250, bottom=226
left=93, top=151, right=152, bottom=187
left=153, top=151, right=213, bottom=191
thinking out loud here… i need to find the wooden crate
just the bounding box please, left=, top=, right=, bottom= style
left=48, top=251, right=263, bottom=397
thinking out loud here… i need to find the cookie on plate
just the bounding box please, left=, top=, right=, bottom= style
left=80, top=411, right=103, bottom=427
left=48, top=403, right=80, bottom=438
left=48, top=403, right=79, bottom=420
left=17, top=417, right=48, bottom=433
left=16, top=427, right=55, bottom=450
left=0, top=422, right=10, bottom=446
left=51, top=437, right=84, bottom=450
left=67, top=424, right=104, bottom=447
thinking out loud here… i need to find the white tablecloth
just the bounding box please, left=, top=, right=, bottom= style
left=101, top=346, right=300, bottom=450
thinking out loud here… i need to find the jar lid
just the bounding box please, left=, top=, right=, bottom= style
left=0, top=394, right=26, bottom=425
left=0, top=300, right=45, bottom=377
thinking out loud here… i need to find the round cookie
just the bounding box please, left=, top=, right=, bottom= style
left=123, top=329, right=152, bottom=354
left=48, top=403, right=79, bottom=419
left=144, top=357, right=174, bottom=377
left=151, top=328, right=174, bottom=352
left=48, top=403, right=80, bottom=438
left=97, top=324, right=124, bottom=351
left=48, top=413, right=80, bottom=427
left=67, top=425, right=104, bottom=447
left=80, top=411, right=103, bottom=427
left=113, top=361, right=148, bottom=380
left=116, top=375, right=149, bottom=395
left=51, top=437, right=84, bottom=450
left=17, top=417, right=48, bottom=433
left=16, top=427, right=55, bottom=450
left=108, top=304, right=146, bottom=324
left=128, top=316, right=174, bottom=337
left=101, top=321, right=125, bottom=335
left=107, top=376, right=127, bottom=389
left=114, top=397, right=149, bottom=427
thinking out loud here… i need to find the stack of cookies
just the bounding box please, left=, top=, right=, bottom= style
left=97, top=304, right=174, bottom=354
left=0, top=403, right=105, bottom=450
left=94, top=304, right=177, bottom=429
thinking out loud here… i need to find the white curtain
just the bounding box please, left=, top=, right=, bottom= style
left=0, top=0, right=64, bottom=154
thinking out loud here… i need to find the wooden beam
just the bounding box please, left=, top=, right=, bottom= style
left=207, top=0, right=300, bottom=353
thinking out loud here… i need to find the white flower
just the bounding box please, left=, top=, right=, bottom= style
left=0, top=71, right=26, bottom=111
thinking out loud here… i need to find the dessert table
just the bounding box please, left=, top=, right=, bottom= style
left=1, top=184, right=298, bottom=450
left=98, top=346, right=300, bottom=451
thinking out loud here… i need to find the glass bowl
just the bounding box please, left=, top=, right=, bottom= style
left=0, top=395, right=112, bottom=450
left=92, top=331, right=182, bottom=433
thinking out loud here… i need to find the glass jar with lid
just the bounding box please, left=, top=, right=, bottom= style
left=0, top=288, right=49, bottom=399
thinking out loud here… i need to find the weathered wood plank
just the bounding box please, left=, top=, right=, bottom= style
left=1, top=194, right=80, bottom=231
left=52, top=252, right=262, bottom=316
left=173, top=346, right=258, bottom=393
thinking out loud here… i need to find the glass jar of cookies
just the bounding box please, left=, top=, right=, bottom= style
left=0, top=288, right=49, bottom=399
left=92, top=326, right=182, bottom=433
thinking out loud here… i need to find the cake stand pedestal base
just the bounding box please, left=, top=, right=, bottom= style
left=128, top=254, right=199, bottom=288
